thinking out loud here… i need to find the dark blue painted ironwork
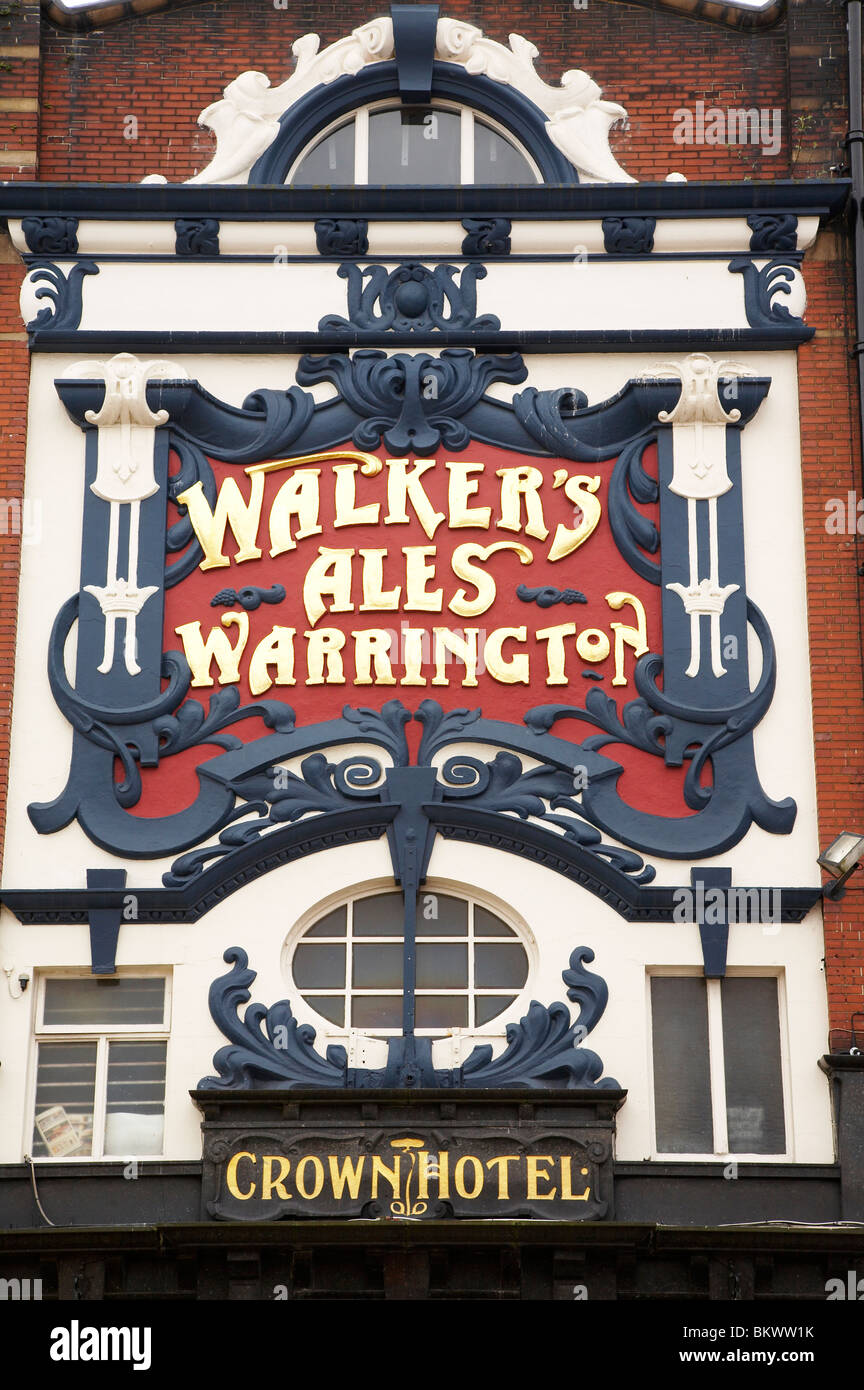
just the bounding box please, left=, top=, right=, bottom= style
left=392, top=3, right=440, bottom=103
left=318, top=261, right=501, bottom=333
left=21, top=217, right=79, bottom=255
left=314, top=219, right=369, bottom=256
left=296, top=348, right=526, bottom=452
left=24, top=260, right=98, bottom=331
left=36, top=357, right=795, bottom=879
left=198, top=942, right=618, bottom=1090
left=462, top=217, right=511, bottom=257
left=175, top=219, right=220, bottom=256
left=210, top=584, right=286, bottom=611
left=602, top=217, right=656, bottom=254
left=516, top=584, right=587, bottom=607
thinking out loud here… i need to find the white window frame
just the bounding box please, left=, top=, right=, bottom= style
left=26, top=969, right=171, bottom=1162
left=286, top=99, right=543, bottom=187
left=646, top=966, right=792, bottom=1162
left=285, top=879, right=537, bottom=1038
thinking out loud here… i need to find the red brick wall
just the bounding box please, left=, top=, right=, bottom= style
left=35, top=0, right=842, bottom=184
left=798, top=232, right=864, bottom=1038
left=0, top=0, right=38, bottom=868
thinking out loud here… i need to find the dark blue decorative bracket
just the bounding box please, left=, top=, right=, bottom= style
left=392, top=3, right=440, bottom=104
left=175, top=219, right=220, bottom=257
left=86, top=868, right=127, bottom=974
left=692, top=866, right=732, bottom=978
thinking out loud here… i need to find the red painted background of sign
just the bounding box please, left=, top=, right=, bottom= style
left=126, top=440, right=702, bottom=821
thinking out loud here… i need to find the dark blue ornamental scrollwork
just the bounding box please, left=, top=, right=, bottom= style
left=198, top=944, right=619, bottom=1092
left=318, top=261, right=501, bottom=333
left=36, top=349, right=795, bottom=876
left=23, top=260, right=98, bottom=332
left=729, top=257, right=806, bottom=329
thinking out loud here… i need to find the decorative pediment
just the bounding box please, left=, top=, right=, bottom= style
left=144, top=11, right=647, bottom=187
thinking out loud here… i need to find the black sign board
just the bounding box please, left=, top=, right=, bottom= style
left=193, top=1089, right=624, bottom=1222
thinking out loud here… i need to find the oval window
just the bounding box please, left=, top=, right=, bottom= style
left=290, top=890, right=529, bottom=1034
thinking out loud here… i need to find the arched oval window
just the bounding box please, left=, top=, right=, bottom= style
left=289, top=101, right=541, bottom=186
left=289, top=888, right=531, bottom=1034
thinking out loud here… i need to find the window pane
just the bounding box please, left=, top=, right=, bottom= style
left=368, top=107, right=461, bottom=184
left=305, top=907, right=347, bottom=938
left=32, top=1042, right=96, bottom=1157
left=474, top=907, right=516, bottom=938
left=416, top=996, right=468, bottom=1028
left=416, top=943, right=468, bottom=989
left=651, top=977, right=713, bottom=1153
left=354, top=893, right=404, bottom=936
left=353, top=943, right=403, bottom=989
left=303, top=996, right=345, bottom=1027
left=104, top=1041, right=166, bottom=1156
left=43, top=977, right=165, bottom=1027
left=475, top=995, right=516, bottom=1025
left=293, top=944, right=345, bottom=989
left=474, top=944, right=528, bottom=989
left=352, top=995, right=402, bottom=1029
left=416, top=893, right=468, bottom=937
left=722, top=978, right=786, bottom=1154
left=292, top=120, right=355, bottom=185
left=473, top=122, right=537, bottom=184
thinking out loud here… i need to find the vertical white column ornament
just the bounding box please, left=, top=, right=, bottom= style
left=64, top=353, right=186, bottom=675
left=650, top=354, right=747, bottom=679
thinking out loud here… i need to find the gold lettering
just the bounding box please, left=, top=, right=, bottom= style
left=432, top=628, right=479, bottom=687
left=485, top=1154, right=520, bottom=1200
left=371, top=1154, right=401, bottom=1200
left=333, top=463, right=380, bottom=528
left=178, top=475, right=265, bottom=571
left=303, top=547, right=355, bottom=627
left=295, top=1155, right=325, bottom=1200
left=248, top=626, right=296, bottom=695
left=536, top=622, right=576, bottom=686
left=358, top=549, right=400, bottom=611
left=496, top=466, right=548, bottom=541
left=606, top=591, right=649, bottom=687
left=437, top=1150, right=450, bottom=1199
left=226, top=1151, right=256, bottom=1200
left=561, top=1157, right=591, bottom=1201
left=483, top=627, right=529, bottom=684
left=174, top=612, right=249, bottom=687
left=399, top=626, right=428, bottom=686
left=526, top=1155, right=557, bottom=1200
left=352, top=628, right=396, bottom=685
left=449, top=541, right=532, bottom=619
left=268, top=470, right=322, bottom=556
left=385, top=458, right=444, bottom=539
left=403, top=546, right=443, bottom=611
left=328, top=1154, right=366, bottom=1200
left=454, top=1155, right=484, bottom=1199
left=446, top=460, right=491, bottom=529
left=304, top=628, right=346, bottom=684
left=575, top=627, right=611, bottom=663
left=261, top=1155, right=292, bottom=1201
left=547, top=474, right=602, bottom=562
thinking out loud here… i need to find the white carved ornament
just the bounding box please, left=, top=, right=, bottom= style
left=144, top=15, right=648, bottom=186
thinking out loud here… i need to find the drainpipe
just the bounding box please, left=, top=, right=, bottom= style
left=846, top=0, right=864, bottom=499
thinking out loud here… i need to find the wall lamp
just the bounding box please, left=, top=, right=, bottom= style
left=818, top=831, right=864, bottom=899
